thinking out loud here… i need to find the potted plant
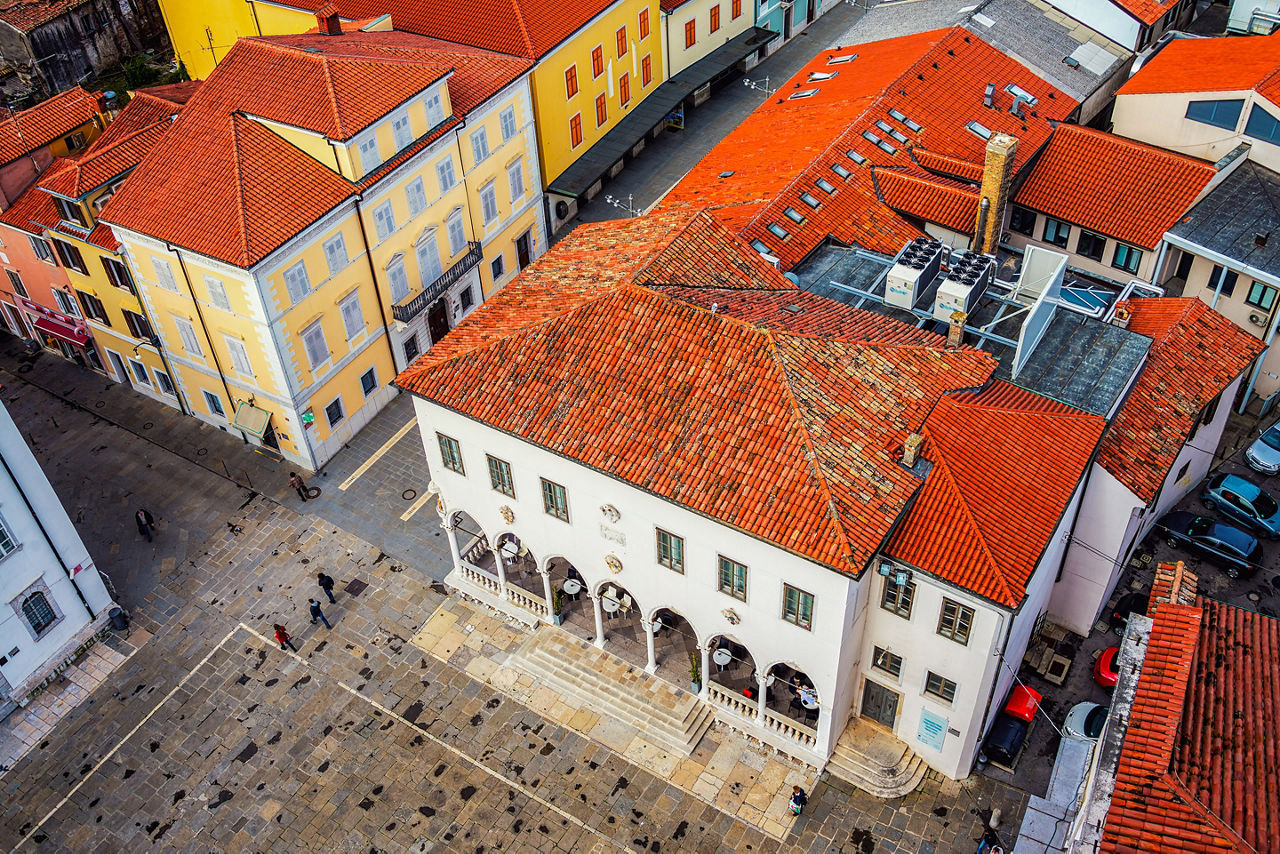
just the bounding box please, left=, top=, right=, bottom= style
left=550, top=587, right=566, bottom=626
left=689, top=651, right=701, bottom=693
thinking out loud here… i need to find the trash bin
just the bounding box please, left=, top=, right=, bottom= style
left=108, top=607, right=128, bottom=631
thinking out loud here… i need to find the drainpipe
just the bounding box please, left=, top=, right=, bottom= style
left=971, top=198, right=989, bottom=252
left=244, top=0, right=263, bottom=35
left=0, top=449, right=95, bottom=619
left=1152, top=239, right=1169, bottom=287
left=1209, top=264, right=1229, bottom=309
left=971, top=606, right=1011, bottom=772
left=352, top=194, right=398, bottom=373
left=1241, top=305, right=1280, bottom=413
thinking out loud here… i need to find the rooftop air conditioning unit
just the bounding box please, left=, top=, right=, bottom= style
left=933, top=252, right=994, bottom=321
left=886, top=239, right=944, bottom=310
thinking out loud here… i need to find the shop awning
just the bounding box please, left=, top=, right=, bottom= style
left=548, top=26, right=776, bottom=199
left=33, top=317, right=88, bottom=346
left=232, top=401, right=273, bottom=438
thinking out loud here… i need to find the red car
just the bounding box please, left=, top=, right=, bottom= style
left=1094, top=646, right=1120, bottom=689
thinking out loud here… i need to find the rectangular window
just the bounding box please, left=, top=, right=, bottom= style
left=424, top=90, right=445, bottom=126
left=154, top=369, right=175, bottom=396
left=54, top=196, right=87, bottom=227
left=641, top=55, right=652, bottom=87
left=53, top=289, right=80, bottom=317
left=101, top=257, right=132, bottom=293
left=417, top=231, right=443, bottom=284
left=320, top=234, right=347, bottom=278
left=1076, top=230, right=1105, bottom=261
left=437, top=433, right=464, bottom=473
left=150, top=256, right=177, bottom=291
left=6, top=269, right=27, bottom=297
left=360, top=367, right=378, bottom=397
left=76, top=290, right=108, bottom=324
left=436, top=157, right=456, bottom=193
left=302, top=320, right=328, bottom=370
left=372, top=202, right=396, bottom=242
left=54, top=240, right=87, bottom=274
left=175, top=316, right=202, bottom=356
left=541, top=478, right=569, bottom=521
left=339, top=291, right=365, bottom=339
left=570, top=113, right=583, bottom=148
left=460, top=284, right=474, bottom=309
left=619, top=72, right=630, bottom=107
left=487, top=455, right=515, bottom=496
left=325, top=396, right=344, bottom=428
left=1043, top=217, right=1070, bottom=248
left=203, top=390, right=225, bottom=417
left=595, top=93, right=608, bottom=128
left=639, top=8, right=649, bottom=38
left=406, top=178, right=427, bottom=217
left=204, top=275, right=231, bottom=311
left=1247, top=280, right=1277, bottom=311
left=128, top=358, right=150, bottom=385
left=684, top=19, right=696, bottom=48
left=732, top=0, right=742, bottom=18
left=122, top=310, right=151, bottom=341
left=710, top=5, right=720, bottom=33
left=1246, top=104, right=1280, bottom=144
left=392, top=113, right=412, bottom=149
left=471, top=127, right=490, bottom=165
left=358, top=136, right=379, bottom=172
left=872, top=646, right=902, bottom=678
left=717, top=556, right=747, bottom=600
left=656, top=529, right=684, bottom=573
left=1112, top=243, right=1142, bottom=275
left=28, top=236, right=52, bottom=264
left=388, top=255, right=410, bottom=303
left=499, top=106, right=518, bottom=141
left=616, top=25, right=627, bottom=58
left=1185, top=98, right=1245, bottom=131
left=225, top=334, right=253, bottom=376
left=782, top=584, right=813, bottom=630
left=925, top=672, right=957, bottom=703
left=565, top=64, right=579, bottom=98
left=591, top=45, right=604, bottom=78
left=283, top=261, right=310, bottom=303
left=446, top=210, right=466, bottom=255
left=1210, top=264, right=1239, bottom=297
left=507, top=158, right=525, bottom=203
left=0, top=514, right=16, bottom=556
left=491, top=255, right=504, bottom=280
left=1011, top=206, right=1034, bottom=237
left=881, top=575, right=914, bottom=618
left=480, top=182, right=499, bottom=226
left=937, top=599, right=974, bottom=645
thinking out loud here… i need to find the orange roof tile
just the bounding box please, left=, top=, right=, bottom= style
left=1101, top=598, right=1280, bottom=852
left=875, top=169, right=979, bottom=234
left=396, top=212, right=998, bottom=575
left=130, top=81, right=202, bottom=106
left=911, top=148, right=983, bottom=182
left=1098, top=298, right=1265, bottom=502
left=887, top=383, right=1106, bottom=606
left=1015, top=125, right=1216, bottom=250
left=0, top=167, right=60, bottom=235
left=0, top=0, right=87, bottom=31
left=1109, top=0, right=1183, bottom=25
left=0, top=87, right=101, bottom=165
left=1117, top=33, right=1280, bottom=98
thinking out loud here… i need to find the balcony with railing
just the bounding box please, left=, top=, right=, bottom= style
left=392, top=241, right=483, bottom=324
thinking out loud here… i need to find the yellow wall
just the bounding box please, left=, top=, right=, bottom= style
left=531, top=0, right=664, bottom=186
left=46, top=118, right=105, bottom=158
left=343, top=82, right=453, bottom=182
left=156, top=0, right=263, bottom=80
left=664, top=0, right=753, bottom=76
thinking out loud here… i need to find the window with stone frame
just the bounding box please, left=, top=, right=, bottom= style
left=937, top=598, right=974, bottom=645
left=880, top=575, right=915, bottom=618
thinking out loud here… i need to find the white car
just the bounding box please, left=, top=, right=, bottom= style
left=1063, top=702, right=1108, bottom=741
left=1246, top=423, right=1280, bottom=474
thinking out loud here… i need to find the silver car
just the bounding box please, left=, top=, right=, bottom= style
left=1063, top=702, right=1108, bottom=741
left=1246, top=423, right=1280, bottom=474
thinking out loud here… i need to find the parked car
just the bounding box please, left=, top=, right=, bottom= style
left=1063, top=702, right=1108, bottom=740
left=1246, top=423, right=1280, bottom=474
left=1159, top=511, right=1263, bottom=579
left=1094, top=646, right=1120, bottom=689
left=1201, top=473, right=1280, bottom=538
left=1108, top=591, right=1149, bottom=634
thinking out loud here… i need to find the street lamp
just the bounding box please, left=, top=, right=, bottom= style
left=743, top=76, right=776, bottom=95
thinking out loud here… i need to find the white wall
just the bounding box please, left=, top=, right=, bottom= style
left=1044, top=0, right=1141, bottom=48
left=1112, top=90, right=1280, bottom=174
left=1228, top=0, right=1280, bottom=32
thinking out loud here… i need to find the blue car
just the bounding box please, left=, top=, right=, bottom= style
left=1201, top=473, right=1280, bottom=538
left=1160, top=510, right=1263, bottom=579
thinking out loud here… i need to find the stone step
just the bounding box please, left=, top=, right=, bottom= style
left=824, top=717, right=927, bottom=799
left=509, top=628, right=715, bottom=757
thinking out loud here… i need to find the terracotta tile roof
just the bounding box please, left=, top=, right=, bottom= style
left=99, top=31, right=530, bottom=267
left=130, top=81, right=202, bottom=107
left=0, top=0, right=87, bottom=31
left=1015, top=125, right=1216, bottom=250
left=1109, top=0, right=1182, bottom=26
left=1102, top=598, right=1280, bottom=852
left=1117, top=33, right=1280, bottom=97
left=886, top=382, right=1106, bottom=606
left=1098, top=298, right=1265, bottom=502
left=0, top=167, right=61, bottom=234
left=661, top=27, right=1075, bottom=266
left=0, top=87, right=101, bottom=165
left=397, top=211, right=998, bottom=574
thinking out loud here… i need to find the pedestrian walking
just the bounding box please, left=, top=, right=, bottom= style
left=317, top=571, right=337, bottom=604
left=135, top=508, right=155, bottom=542
left=977, top=827, right=1003, bottom=854
left=273, top=624, right=296, bottom=651
left=289, top=472, right=309, bottom=502
left=308, top=598, right=331, bottom=629
left=789, top=785, right=807, bottom=816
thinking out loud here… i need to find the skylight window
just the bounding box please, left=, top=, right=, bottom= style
left=831, top=163, right=852, bottom=178
left=789, top=89, right=820, bottom=100
left=874, top=120, right=895, bottom=134
left=750, top=239, right=770, bottom=254
left=862, top=130, right=884, bottom=146
left=816, top=178, right=837, bottom=194
left=888, top=108, right=922, bottom=132
left=966, top=120, right=993, bottom=140
left=875, top=139, right=897, bottom=154
left=800, top=192, right=821, bottom=209
left=784, top=207, right=805, bottom=223
left=886, top=127, right=909, bottom=144
left=828, top=52, right=858, bottom=65
left=808, top=71, right=838, bottom=82
left=846, top=149, right=867, bottom=165
left=767, top=223, right=790, bottom=240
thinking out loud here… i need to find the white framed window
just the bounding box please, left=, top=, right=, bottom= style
left=416, top=230, right=443, bottom=285
left=325, top=395, right=344, bottom=428
left=387, top=254, right=410, bottom=303
left=436, top=157, right=456, bottom=193
left=339, top=291, right=365, bottom=340
left=154, top=369, right=176, bottom=396
left=358, top=136, right=379, bottom=172
left=372, top=202, right=396, bottom=242
left=507, top=158, right=525, bottom=204
left=0, top=513, right=18, bottom=558
left=480, top=182, right=499, bottom=226
left=204, top=275, right=231, bottom=311
left=392, top=113, right=412, bottom=149
left=360, top=366, right=378, bottom=397
left=283, top=261, right=310, bottom=303
left=28, top=236, right=52, bottom=264
left=203, top=390, right=225, bottom=417
left=302, top=321, right=328, bottom=370
left=499, top=106, right=518, bottom=141
left=225, top=334, right=253, bottom=376
left=53, top=289, right=80, bottom=317
left=424, top=89, right=444, bottom=126
left=470, top=128, right=490, bottom=164
left=151, top=257, right=177, bottom=291
left=128, top=358, right=150, bottom=386
left=406, top=177, right=427, bottom=217
left=174, top=316, right=202, bottom=356
left=446, top=210, right=466, bottom=255
left=323, top=234, right=348, bottom=276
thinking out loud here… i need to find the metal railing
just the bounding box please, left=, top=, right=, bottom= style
left=392, top=241, right=483, bottom=323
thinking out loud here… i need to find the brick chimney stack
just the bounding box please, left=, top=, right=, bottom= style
left=947, top=310, right=966, bottom=347
left=316, top=2, right=342, bottom=35
left=974, top=133, right=1018, bottom=255
left=902, top=433, right=924, bottom=467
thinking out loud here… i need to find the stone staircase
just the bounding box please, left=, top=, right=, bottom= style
left=825, top=717, right=928, bottom=798
left=508, top=627, right=716, bottom=757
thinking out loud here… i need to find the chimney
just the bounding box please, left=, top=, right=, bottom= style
left=1150, top=560, right=1197, bottom=610
left=947, top=310, right=966, bottom=347
left=902, top=433, right=924, bottom=467
left=1111, top=301, right=1132, bottom=329
left=315, top=2, right=342, bottom=35
left=974, top=133, right=1018, bottom=255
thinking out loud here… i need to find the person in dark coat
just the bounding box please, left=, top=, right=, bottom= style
left=308, top=598, right=331, bottom=629
left=273, top=624, right=296, bottom=651
left=789, top=785, right=807, bottom=815
left=317, top=572, right=336, bottom=604
left=135, top=508, right=155, bottom=542
left=289, top=472, right=309, bottom=501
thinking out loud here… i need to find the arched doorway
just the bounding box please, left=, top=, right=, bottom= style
left=765, top=662, right=820, bottom=730
left=651, top=608, right=700, bottom=686
left=450, top=510, right=493, bottom=573
left=706, top=634, right=759, bottom=703
left=495, top=533, right=545, bottom=615
left=549, top=557, right=594, bottom=639
left=592, top=581, right=643, bottom=657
